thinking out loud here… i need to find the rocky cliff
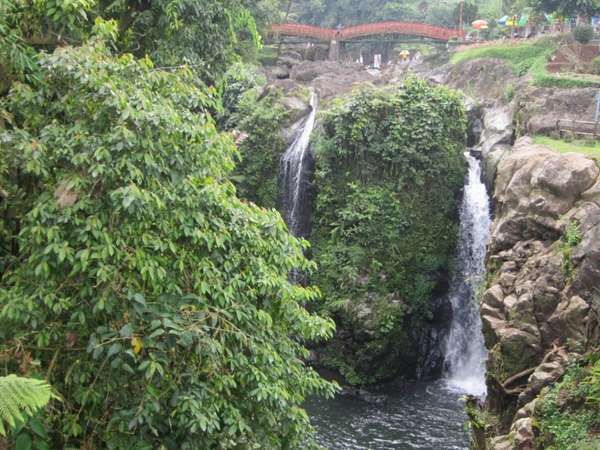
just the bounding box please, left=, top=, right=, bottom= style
left=479, top=136, right=600, bottom=449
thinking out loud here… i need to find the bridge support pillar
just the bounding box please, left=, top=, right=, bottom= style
left=328, top=39, right=340, bottom=61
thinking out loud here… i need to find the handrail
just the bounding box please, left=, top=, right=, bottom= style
left=269, top=21, right=464, bottom=42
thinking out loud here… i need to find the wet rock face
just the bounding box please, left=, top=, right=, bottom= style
left=481, top=136, right=600, bottom=445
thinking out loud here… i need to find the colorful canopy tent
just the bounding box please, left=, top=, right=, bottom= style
left=518, top=15, right=529, bottom=27
left=506, top=16, right=518, bottom=27
left=472, top=19, right=489, bottom=29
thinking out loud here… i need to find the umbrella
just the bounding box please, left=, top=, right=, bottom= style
left=497, top=15, right=509, bottom=25
left=471, top=20, right=489, bottom=30
left=518, top=15, right=529, bottom=27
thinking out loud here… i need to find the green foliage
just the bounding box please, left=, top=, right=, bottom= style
left=505, top=83, right=515, bottom=102
left=535, top=355, right=600, bottom=450
left=0, top=0, right=43, bottom=90
left=573, top=25, right=594, bottom=44
left=592, top=56, right=600, bottom=75
left=563, top=221, right=583, bottom=248
left=451, top=38, right=557, bottom=68
left=290, top=0, right=469, bottom=28
left=228, top=85, right=291, bottom=209
left=111, top=0, right=263, bottom=81
left=533, top=135, right=600, bottom=159
left=0, top=375, right=55, bottom=437
left=586, top=356, right=600, bottom=405
left=0, top=42, right=336, bottom=448
left=311, top=79, right=467, bottom=383
left=528, top=0, right=599, bottom=18
left=559, top=220, right=582, bottom=278
left=219, top=63, right=267, bottom=128
left=0, top=0, right=272, bottom=86
left=453, top=2, right=479, bottom=27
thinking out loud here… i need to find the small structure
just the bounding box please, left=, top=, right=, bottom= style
left=556, top=118, right=600, bottom=139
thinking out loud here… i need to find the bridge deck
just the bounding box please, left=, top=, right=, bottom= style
left=270, top=21, right=463, bottom=42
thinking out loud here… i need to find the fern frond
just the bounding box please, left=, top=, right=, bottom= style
left=0, top=375, right=55, bottom=436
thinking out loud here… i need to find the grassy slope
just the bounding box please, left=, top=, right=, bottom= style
left=533, top=135, right=600, bottom=160
left=451, top=38, right=600, bottom=88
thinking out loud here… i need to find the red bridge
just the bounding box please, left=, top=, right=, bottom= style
left=270, top=21, right=464, bottom=43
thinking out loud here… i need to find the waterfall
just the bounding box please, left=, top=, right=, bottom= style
left=280, top=91, right=318, bottom=238
left=373, top=54, right=382, bottom=69
left=444, top=153, right=491, bottom=397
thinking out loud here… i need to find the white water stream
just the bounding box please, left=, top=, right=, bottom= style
left=444, top=153, right=491, bottom=397
left=280, top=91, right=318, bottom=237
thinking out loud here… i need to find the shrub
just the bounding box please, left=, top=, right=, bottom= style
left=536, top=355, right=600, bottom=449
left=505, top=83, right=515, bottom=101
left=0, top=42, right=336, bottom=449
left=573, top=26, right=594, bottom=44
left=592, top=56, right=600, bottom=75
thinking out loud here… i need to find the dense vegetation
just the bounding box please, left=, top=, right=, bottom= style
left=219, top=64, right=305, bottom=209
left=310, top=79, right=467, bottom=384
left=227, top=77, right=468, bottom=385
left=0, top=1, right=343, bottom=448
left=534, top=353, right=600, bottom=449
left=289, top=0, right=474, bottom=28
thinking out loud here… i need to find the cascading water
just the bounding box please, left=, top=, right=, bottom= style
left=444, top=152, right=492, bottom=397
left=280, top=91, right=318, bottom=239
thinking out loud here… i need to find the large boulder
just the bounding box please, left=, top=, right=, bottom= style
left=491, top=137, right=599, bottom=251
left=480, top=135, right=600, bottom=446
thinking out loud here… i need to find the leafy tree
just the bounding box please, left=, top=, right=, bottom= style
left=288, top=0, right=478, bottom=28
left=0, top=0, right=277, bottom=86
left=0, top=41, right=335, bottom=448
left=528, top=0, right=600, bottom=17
left=454, top=1, right=480, bottom=28
left=573, top=25, right=595, bottom=43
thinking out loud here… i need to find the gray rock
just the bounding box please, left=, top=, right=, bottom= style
left=272, top=65, right=290, bottom=79
left=280, top=96, right=310, bottom=123
left=548, top=296, right=590, bottom=352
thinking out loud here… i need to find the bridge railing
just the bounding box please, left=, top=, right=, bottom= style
left=269, top=21, right=464, bottom=42
left=270, top=23, right=335, bottom=41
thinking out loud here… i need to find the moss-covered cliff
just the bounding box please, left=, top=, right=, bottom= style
left=310, top=79, right=467, bottom=384
left=229, top=75, right=468, bottom=385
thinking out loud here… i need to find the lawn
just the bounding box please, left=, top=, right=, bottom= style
left=451, top=39, right=554, bottom=68
left=451, top=37, right=600, bottom=88
left=533, top=135, right=600, bottom=159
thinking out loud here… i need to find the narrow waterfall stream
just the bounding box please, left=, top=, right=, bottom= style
left=306, top=153, right=491, bottom=449
left=444, top=153, right=491, bottom=396
left=280, top=91, right=318, bottom=238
